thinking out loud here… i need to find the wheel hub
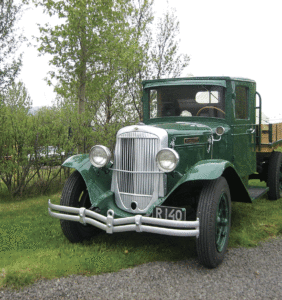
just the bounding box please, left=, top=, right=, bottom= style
left=215, top=193, right=229, bottom=252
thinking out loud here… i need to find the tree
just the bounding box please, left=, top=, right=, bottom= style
left=77, top=1, right=190, bottom=126
left=34, top=0, right=139, bottom=151
left=35, top=0, right=135, bottom=115
left=151, top=10, right=190, bottom=79
left=93, top=0, right=154, bottom=124
left=0, top=0, right=25, bottom=93
left=123, top=2, right=190, bottom=120
left=0, top=82, right=72, bottom=196
left=35, top=0, right=189, bottom=150
left=0, top=81, right=33, bottom=195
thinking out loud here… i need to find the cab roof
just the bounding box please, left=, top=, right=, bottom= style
left=142, top=76, right=256, bottom=89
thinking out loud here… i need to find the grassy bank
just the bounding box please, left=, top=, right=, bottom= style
left=0, top=181, right=281, bottom=289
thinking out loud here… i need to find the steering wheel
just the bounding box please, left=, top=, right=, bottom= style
left=196, top=106, right=225, bottom=116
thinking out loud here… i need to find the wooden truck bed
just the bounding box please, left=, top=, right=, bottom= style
left=256, top=122, right=282, bottom=152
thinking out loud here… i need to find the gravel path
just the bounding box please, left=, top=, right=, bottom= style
left=1, top=237, right=281, bottom=300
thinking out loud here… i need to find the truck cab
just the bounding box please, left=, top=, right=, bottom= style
left=48, top=76, right=282, bottom=268
left=143, top=77, right=257, bottom=189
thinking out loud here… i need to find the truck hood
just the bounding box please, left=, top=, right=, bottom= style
left=149, top=120, right=231, bottom=147
left=152, top=122, right=213, bottom=136
left=150, top=119, right=231, bottom=134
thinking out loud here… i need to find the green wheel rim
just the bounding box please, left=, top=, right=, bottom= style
left=215, top=192, right=229, bottom=253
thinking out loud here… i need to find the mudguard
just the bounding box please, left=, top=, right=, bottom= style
left=164, top=159, right=252, bottom=204
left=62, top=154, right=113, bottom=208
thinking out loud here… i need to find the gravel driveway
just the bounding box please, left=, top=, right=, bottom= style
left=1, top=237, right=281, bottom=300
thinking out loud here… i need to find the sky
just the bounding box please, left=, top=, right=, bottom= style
left=18, top=0, right=282, bottom=120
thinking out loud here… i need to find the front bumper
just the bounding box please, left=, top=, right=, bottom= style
left=48, top=200, right=200, bottom=237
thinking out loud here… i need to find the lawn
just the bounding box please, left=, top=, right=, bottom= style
left=0, top=181, right=281, bottom=289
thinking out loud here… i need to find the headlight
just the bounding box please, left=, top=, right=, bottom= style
left=89, top=145, right=111, bottom=168
left=156, top=148, right=179, bottom=172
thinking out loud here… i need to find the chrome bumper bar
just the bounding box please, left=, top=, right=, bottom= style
left=48, top=200, right=200, bottom=238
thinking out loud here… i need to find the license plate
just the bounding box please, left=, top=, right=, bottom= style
left=152, top=206, right=186, bottom=221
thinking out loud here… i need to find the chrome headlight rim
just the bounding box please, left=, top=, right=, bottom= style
left=156, top=148, right=179, bottom=173
left=89, top=145, right=111, bottom=168
left=215, top=126, right=225, bottom=136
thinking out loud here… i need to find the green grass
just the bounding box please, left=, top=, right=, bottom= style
left=230, top=179, right=282, bottom=247
left=0, top=181, right=281, bottom=290
left=0, top=192, right=197, bottom=290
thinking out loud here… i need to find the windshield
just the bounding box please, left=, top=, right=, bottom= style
left=149, top=85, right=225, bottom=119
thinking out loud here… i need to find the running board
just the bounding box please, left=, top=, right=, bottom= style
left=248, top=187, right=269, bottom=201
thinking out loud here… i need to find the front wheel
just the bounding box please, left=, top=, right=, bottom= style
left=60, top=170, right=101, bottom=243
left=196, top=177, right=231, bottom=268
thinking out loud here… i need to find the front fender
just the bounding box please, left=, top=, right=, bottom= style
left=62, top=154, right=113, bottom=207
left=165, top=159, right=251, bottom=203
left=178, top=159, right=234, bottom=186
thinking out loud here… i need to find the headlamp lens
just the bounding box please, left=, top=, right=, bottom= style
left=89, top=145, right=111, bottom=168
left=156, top=148, right=179, bottom=172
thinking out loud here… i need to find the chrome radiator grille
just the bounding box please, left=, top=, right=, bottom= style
left=117, top=132, right=159, bottom=196
left=111, top=125, right=168, bottom=213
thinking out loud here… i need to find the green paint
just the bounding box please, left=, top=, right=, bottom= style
left=143, top=78, right=227, bottom=89
left=166, top=160, right=235, bottom=199
left=63, top=154, right=113, bottom=212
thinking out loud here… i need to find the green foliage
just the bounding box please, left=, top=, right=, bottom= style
left=0, top=81, right=125, bottom=196
left=0, top=82, right=34, bottom=195
left=0, top=0, right=25, bottom=93
left=0, top=82, right=71, bottom=196
left=35, top=0, right=135, bottom=113
left=34, top=0, right=190, bottom=145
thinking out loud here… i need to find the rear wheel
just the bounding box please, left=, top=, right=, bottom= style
left=196, top=177, right=231, bottom=268
left=60, top=170, right=101, bottom=242
left=267, top=151, right=282, bottom=200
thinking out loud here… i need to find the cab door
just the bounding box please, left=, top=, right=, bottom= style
left=231, top=83, right=256, bottom=180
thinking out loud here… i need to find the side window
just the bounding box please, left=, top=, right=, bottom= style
left=235, top=86, right=248, bottom=119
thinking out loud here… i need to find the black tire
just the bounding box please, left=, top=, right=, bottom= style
left=196, top=177, right=231, bottom=268
left=60, top=170, right=101, bottom=243
left=267, top=151, right=282, bottom=200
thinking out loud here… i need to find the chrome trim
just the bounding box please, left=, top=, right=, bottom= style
left=48, top=200, right=200, bottom=237
left=111, top=125, right=168, bottom=214
left=110, top=169, right=163, bottom=174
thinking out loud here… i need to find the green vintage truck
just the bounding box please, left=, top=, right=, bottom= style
left=48, top=76, right=282, bottom=268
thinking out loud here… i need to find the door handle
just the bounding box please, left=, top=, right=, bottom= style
left=247, top=128, right=255, bottom=134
